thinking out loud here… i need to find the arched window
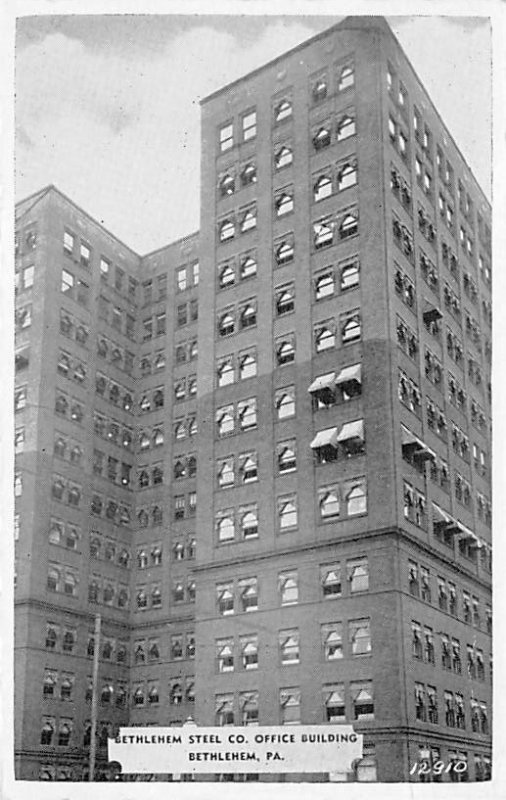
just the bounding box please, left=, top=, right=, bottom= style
left=341, top=261, right=360, bottom=290
left=133, top=687, right=144, bottom=706
left=239, top=353, right=257, bottom=379
left=138, top=509, right=148, bottom=528
left=337, top=114, right=356, bottom=140
left=275, top=99, right=292, bottom=122
left=174, top=542, right=185, bottom=560
left=314, top=220, right=333, bottom=249
left=138, top=550, right=148, bottom=569
left=136, top=590, right=147, bottom=609
left=241, top=163, right=257, bottom=186
left=279, top=501, right=297, bottom=529
left=339, top=212, right=358, bottom=239
left=276, top=193, right=294, bottom=217
left=312, top=78, right=327, bottom=102
left=139, top=470, right=149, bottom=489
left=170, top=683, right=183, bottom=705
left=219, top=219, right=235, bottom=242
left=219, top=173, right=235, bottom=197
left=277, top=392, right=295, bottom=419
left=218, top=312, right=235, bottom=337
left=218, top=359, right=234, bottom=387
left=276, top=240, right=294, bottom=264
left=70, top=445, right=82, bottom=464
left=217, top=409, right=234, bottom=436
left=241, top=511, right=258, bottom=538
left=187, top=538, right=197, bottom=559
left=240, top=208, right=257, bottom=233
left=219, top=263, right=235, bottom=288
left=320, top=491, right=340, bottom=519
left=347, top=483, right=367, bottom=515
left=67, top=485, right=80, bottom=506
left=152, top=506, right=163, bottom=525
left=338, top=64, right=354, bottom=91
left=314, top=174, right=333, bottom=202
left=338, top=162, right=357, bottom=191
left=278, top=446, right=296, bottom=473
left=151, top=587, right=162, bottom=607
left=103, top=584, right=114, bottom=604
left=315, top=326, right=336, bottom=352
left=315, top=272, right=334, bottom=300
left=152, top=466, right=163, bottom=485
left=276, top=289, right=295, bottom=316
left=240, top=255, right=257, bottom=279
left=277, top=340, right=295, bottom=365
left=40, top=721, right=54, bottom=745
left=187, top=456, right=197, bottom=478
left=217, top=516, right=235, bottom=542
left=240, top=303, right=256, bottom=328
left=313, top=126, right=331, bottom=150
left=275, top=145, right=293, bottom=169
left=342, top=315, right=361, bottom=343
left=101, top=685, right=113, bottom=705
left=153, top=389, right=164, bottom=408
left=174, top=460, right=186, bottom=480
left=54, top=437, right=67, bottom=458
left=152, top=546, right=162, bottom=566
left=52, top=478, right=65, bottom=500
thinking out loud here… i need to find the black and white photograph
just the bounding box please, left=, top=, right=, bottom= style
left=7, top=1, right=499, bottom=793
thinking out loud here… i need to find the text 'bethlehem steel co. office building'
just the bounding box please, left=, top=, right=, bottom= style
left=14, top=16, right=492, bottom=783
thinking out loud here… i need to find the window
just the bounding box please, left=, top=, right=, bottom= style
left=277, top=441, right=296, bottom=473
left=337, top=113, right=355, bottom=140
left=217, top=512, right=235, bottom=542
left=321, top=564, right=341, bottom=597
left=322, top=623, right=343, bottom=660
left=217, top=583, right=234, bottom=615
left=240, top=206, right=257, bottom=233
left=315, top=322, right=336, bottom=352
left=240, top=577, right=258, bottom=611
left=276, top=191, right=294, bottom=217
left=242, top=109, right=256, bottom=140
left=241, top=162, right=257, bottom=186
left=352, top=681, right=374, bottom=720
left=275, top=386, right=295, bottom=419
left=315, top=270, right=335, bottom=300
left=240, top=301, right=257, bottom=329
left=341, top=258, right=360, bottom=290
left=314, top=174, right=333, bottom=202
left=324, top=684, right=345, bottom=723
left=241, top=506, right=258, bottom=539
left=216, top=405, right=234, bottom=437
left=239, top=351, right=257, bottom=380
left=313, top=218, right=334, bottom=249
left=279, top=629, right=299, bottom=665
left=240, top=253, right=257, bottom=279
left=276, top=336, right=295, bottom=365
left=339, top=211, right=358, bottom=240
left=219, top=218, right=235, bottom=242
left=275, top=236, right=294, bottom=265
left=275, top=285, right=295, bottom=316
left=240, top=452, right=258, bottom=483
left=80, top=242, right=91, bottom=267
left=338, top=62, right=354, bottom=91
left=238, top=398, right=257, bottom=430
left=275, top=98, right=292, bottom=122
left=241, top=635, right=258, bottom=670
left=280, top=688, right=300, bottom=725
left=313, top=125, right=331, bottom=150
left=275, top=144, right=293, bottom=169
left=279, top=571, right=298, bottom=606
left=219, top=173, right=235, bottom=197
left=338, top=161, right=357, bottom=191
left=348, top=557, right=369, bottom=592
left=219, top=122, right=233, bottom=152
left=349, top=618, right=371, bottom=655
left=278, top=498, right=297, bottom=530
left=61, top=269, right=74, bottom=295
left=342, top=313, right=361, bottom=343
left=218, top=311, right=235, bottom=337
left=217, top=638, right=234, bottom=673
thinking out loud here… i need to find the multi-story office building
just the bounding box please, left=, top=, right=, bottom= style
left=14, top=16, right=492, bottom=783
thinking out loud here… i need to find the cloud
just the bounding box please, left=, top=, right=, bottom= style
left=16, top=18, right=323, bottom=251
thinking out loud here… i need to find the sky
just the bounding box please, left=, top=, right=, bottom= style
left=15, top=14, right=491, bottom=254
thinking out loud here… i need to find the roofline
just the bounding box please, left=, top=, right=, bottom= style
left=15, top=184, right=199, bottom=257
left=381, top=17, right=491, bottom=210
left=200, top=14, right=491, bottom=209
left=141, top=230, right=199, bottom=261
left=200, top=15, right=352, bottom=105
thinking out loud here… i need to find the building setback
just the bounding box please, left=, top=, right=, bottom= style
left=14, top=16, right=492, bottom=783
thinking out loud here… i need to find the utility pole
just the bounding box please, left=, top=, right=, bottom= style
left=88, top=613, right=101, bottom=781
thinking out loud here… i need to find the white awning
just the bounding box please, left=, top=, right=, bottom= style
left=401, top=425, right=436, bottom=461
left=335, top=364, right=362, bottom=386
left=457, top=524, right=481, bottom=545
left=432, top=503, right=460, bottom=534
left=337, top=419, right=364, bottom=443
left=310, top=427, right=339, bottom=449
left=308, top=372, right=336, bottom=394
